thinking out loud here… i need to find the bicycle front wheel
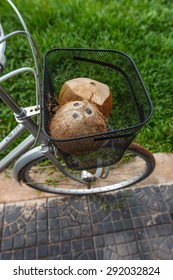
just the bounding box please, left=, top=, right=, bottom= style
left=15, top=142, right=155, bottom=195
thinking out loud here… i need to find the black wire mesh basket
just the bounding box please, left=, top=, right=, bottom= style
left=42, top=49, right=153, bottom=170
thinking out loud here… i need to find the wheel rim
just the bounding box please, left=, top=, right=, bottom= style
left=21, top=147, right=153, bottom=195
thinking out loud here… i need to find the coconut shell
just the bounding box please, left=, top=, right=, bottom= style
left=59, top=77, right=112, bottom=117
left=50, top=100, right=107, bottom=155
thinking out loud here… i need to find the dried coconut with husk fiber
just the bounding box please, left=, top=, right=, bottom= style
left=59, top=77, right=113, bottom=118
left=50, top=100, right=108, bottom=155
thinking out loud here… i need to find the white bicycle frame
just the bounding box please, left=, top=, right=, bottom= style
left=0, top=0, right=89, bottom=185
left=0, top=1, right=155, bottom=196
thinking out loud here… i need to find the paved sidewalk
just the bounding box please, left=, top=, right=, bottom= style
left=0, top=183, right=173, bottom=260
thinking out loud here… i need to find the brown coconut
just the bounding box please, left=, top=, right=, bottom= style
left=59, top=77, right=112, bottom=118
left=50, top=100, right=107, bottom=155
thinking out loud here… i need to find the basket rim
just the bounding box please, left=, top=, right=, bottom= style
left=41, top=119, right=151, bottom=143
left=43, top=47, right=140, bottom=64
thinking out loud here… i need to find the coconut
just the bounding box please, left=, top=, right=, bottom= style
left=50, top=100, right=107, bottom=155
left=59, top=77, right=112, bottom=118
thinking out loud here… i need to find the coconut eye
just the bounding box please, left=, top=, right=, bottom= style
left=73, top=102, right=80, bottom=106
left=86, top=108, right=92, bottom=115
left=73, top=112, right=80, bottom=119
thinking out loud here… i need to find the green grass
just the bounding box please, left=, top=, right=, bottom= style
left=1, top=0, right=173, bottom=157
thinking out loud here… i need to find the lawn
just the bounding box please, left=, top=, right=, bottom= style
left=0, top=0, right=173, bottom=156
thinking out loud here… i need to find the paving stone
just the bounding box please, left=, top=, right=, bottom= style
left=26, top=221, right=37, bottom=234
left=96, top=249, right=104, bottom=259
left=4, top=205, right=21, bottom=224
left=59, top=217, right=70, bottom=228
left=49, top=219, right=59, bottom=230
left=72, top=239, right=83, bottom=252
left=14, top=234, right=25, bottom=249
left=92, top=223, right=104, bottom=235
left=103, top=234, right=115, bottom=246
left=0, top=205, right=4, bottom=225
left=38, top=219, right=48, bottom=232
left=50, top=229, right=60, bottom=243
left=2, top=237, right=13, bottom=251
left=113, top=220, right=124, bottom=232
left=60, top=228, right=72, bottom=241
left=114, top=231, right=126, bottom=244
left=71, top=226, right=82, bottom=239
left=124, top=230, right=136, bottom=242
left=130, top=205, right=145, bottom=217
left=135, top=228, right=147, bottom=241
left=142, top=215, right=154, bottom=226
left=96, top=209, right=109, bottom=222
left=126, top=196, right=139, bottom=207
left=48, top=198, right=59, bottom=208
left=103, top=247, right=117, bottom=260
left=2, top=226, right=11, bottom=237
left=83, top=238, right=94, bottom=250
left=138, top=240, right=151, bottom=253
left=156, top=224, right=173, bottom=237
left=49, top=243, right=60, bottom=257
left=38, top=245, right=48, bottom=259
left=94, top=236, right=105, bottom=248
left=148, top=237, right=165, bottom=253
left=76, top=213, right=85, bottom=224
left=117, top=243, right=129, bottom=257
left=111, top=208, right=122, bottom=220
left=0, top=184, right=173, bottom=260
left=81, top=224, right=92, bottom=237
left=157, top=236, right=173, bottom=260
left=127, top=241, right=139, bottom=255
left=25, top=247, right=37, bottom=260
left=161, top=212, right=172, bottom=223
left=0, top=251, right=13, bottom=260
left=48, top=206, right=59, bottom=218
left=103, top=221, right=114, bottom=234
left=0, top=229, right=2, bottom=238
left=11, top=223, right=20, bottom=235
left=61, top=253, right=73, bottom=260
left=80, top=250, right=96, bottom=260
left=121, top=208, right=131, bottom=219
left=132, top=217, right=145, bottom=228
left=14, top=249, right=24, bottom=260
left=26, top=233, right=37, bottom=247
left=122, top=218, right=134, bottom=230
left=37, top=231, right=48, bottom=245
left=61, top=241, right=71, bottom=254
left=15, top=227, right=25, bottom=236
left=145, top=226, right=157, bottom=238
left=37, top=206, right=48, bottom=220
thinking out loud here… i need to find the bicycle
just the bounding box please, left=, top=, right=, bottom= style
left=0, top=0, right=155, bottom=195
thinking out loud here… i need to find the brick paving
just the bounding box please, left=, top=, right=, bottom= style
left=0, top=184, right=173, bottom=260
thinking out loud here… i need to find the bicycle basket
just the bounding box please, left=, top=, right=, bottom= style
left=42, top=49, right=153, bottom=170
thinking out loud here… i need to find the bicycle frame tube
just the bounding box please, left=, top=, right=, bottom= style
left=0, top=1, right=43, bottom=173
left=0, top=135, right=35, bottom=172
left=7, top=1, right=41, bottom=75
left=0, top=124, right=25, bottom=152
left=0, top=1, right=77, bottom=179
left=0, top=24, right=6, bottom=71
left=0, top=0, right=42, bottom=106
left=0, top=85, right=46, bottom=172
left=6, top=0, right=40, bottom=72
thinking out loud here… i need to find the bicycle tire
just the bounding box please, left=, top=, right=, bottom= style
left=14, top=142, right=155, bottom=195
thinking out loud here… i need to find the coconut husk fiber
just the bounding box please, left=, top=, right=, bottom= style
left=50, top=100, right=107, bottom=155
